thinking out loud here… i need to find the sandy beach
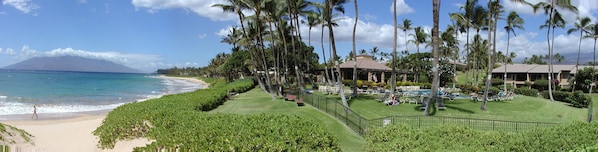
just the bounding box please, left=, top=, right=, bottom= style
left=0, top=76, right=208, bottom=151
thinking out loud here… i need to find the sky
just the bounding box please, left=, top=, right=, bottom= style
left=0, top=0, right=597, bottom=72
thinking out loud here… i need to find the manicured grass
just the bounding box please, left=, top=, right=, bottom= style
left=209, top=88, right=366, bottom=152
left=347, top=94, right=587, bottom=123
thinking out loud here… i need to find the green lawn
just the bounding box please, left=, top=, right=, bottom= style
left=347, top=94, right=587, bottom=123
left=209, top=88, right=366, bottom=152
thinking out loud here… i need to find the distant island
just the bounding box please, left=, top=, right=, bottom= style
left=1, top=56, right=143, bottom=73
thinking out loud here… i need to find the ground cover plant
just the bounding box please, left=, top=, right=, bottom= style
left=366, top=122, right=598, bottom=152
left=93, top=78, right=340, bottom=151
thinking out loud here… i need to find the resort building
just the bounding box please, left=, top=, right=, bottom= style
left=337, top=54, right=404, bottom=84
left=491, top=64, right=592, bottom=88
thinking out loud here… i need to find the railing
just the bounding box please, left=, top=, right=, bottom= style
left=299, top=92, right=558, bottom=136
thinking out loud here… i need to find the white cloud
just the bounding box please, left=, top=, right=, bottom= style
left=2, top=0, right=39, bottom=14
left=503, top=0, right=598, bottom=26
left=77, top=0, right=87, bottom=4
left=131, top=0, right=237, bottom=21
left=197, top=33, right=207, bottom=39
left=389, top=0, right=414, bottom=15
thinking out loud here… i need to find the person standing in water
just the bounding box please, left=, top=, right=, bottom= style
left=32, top=105, right=38, bottom=120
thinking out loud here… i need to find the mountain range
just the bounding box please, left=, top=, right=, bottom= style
left=1, top=56, right=143, bottom=73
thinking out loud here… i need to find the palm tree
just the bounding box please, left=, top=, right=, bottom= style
left=531, top=0, right=578, bottom=102
left=585, top=23, right=598, bottom=122
left=450, top=0, right=479, bottom=85
left=503, top=11, right=524, bottom=93
left=390, top=0, right=398, bottom=95
left=425, top=0, right=440, bottom=116
left=398, top=19, right=413, bottom=82
left=471, top=5, right=488, bottom=87
left=351, top=0, right=359, bottom=96
left=567, top=17, right=592, bottom=92
left=213, top=0, right=270, bottom=95
left=324, top=0, right=350, bottom=108
left=409, top=26, right=428, bottom=83
left=482, top=0, right=501, bottom=111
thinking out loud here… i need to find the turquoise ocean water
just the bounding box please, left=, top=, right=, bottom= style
left=0, top=70, right=204, bottom=118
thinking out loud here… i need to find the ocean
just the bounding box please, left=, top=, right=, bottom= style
left=0, top=70, right=205, bottom=119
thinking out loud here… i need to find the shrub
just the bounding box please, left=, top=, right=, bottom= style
left=532, top=79, right=549, bottom=91
left=94, top=78, right=340, bottom=151
left=568, top=91, right=590, bottom=108
left=514, top=88, right=539, bottom=97
left=366, top=122, right=598, bottom=151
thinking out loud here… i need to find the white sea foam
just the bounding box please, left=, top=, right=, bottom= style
left=0, top=75, right=205, bottom=117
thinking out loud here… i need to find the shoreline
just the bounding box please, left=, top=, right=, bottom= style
left=0, top=75, right=208, bottom=151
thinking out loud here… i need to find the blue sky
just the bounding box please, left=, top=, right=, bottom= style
left=0, top=0, right=597, bottom=72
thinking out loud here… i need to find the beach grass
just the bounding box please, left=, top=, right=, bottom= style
left=209, top=88, right=366, bottom=152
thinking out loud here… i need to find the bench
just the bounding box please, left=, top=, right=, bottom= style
left=284, top=94, right=304, bottom=106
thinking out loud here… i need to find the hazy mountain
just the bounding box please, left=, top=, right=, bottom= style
left=1, top=56, right=143, bottom=73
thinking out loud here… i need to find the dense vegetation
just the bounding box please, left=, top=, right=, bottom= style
left=0, top=123, right=33, bottom=145
left=93, top=78, right=339, bottom=151
left=366, top=122, right=598, bottom=152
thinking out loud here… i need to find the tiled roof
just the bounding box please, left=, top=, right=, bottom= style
left=493, top=64, right=575, bottom=73
left=339, top=55, right=392, bottom=71
left=492, top=64, right=540, bottom=73
left=570, top=65, right=596, bottom=74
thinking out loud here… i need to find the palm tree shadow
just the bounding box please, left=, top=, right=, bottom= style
left=445, top=105, right=475, bottom=114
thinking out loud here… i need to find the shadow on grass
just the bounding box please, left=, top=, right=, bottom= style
left=445, top=105, right=476, bottom=114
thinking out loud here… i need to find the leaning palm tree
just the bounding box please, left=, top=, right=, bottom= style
left=503, top=11, right=525, bottom=92
left=585, top=23, right=598, bottom=122
left=567, top=17, right=592, bottom=92
left=425, top=0, right=440, bottom=116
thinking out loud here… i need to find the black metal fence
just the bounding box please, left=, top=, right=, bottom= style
left=299, top=92, right=558, bottom=136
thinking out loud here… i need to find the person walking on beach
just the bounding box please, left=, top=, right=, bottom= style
left=32, top=105, right=38, bottom=120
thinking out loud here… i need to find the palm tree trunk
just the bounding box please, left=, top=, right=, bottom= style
left=287, top=0, right=304, bottom=91
left=505, top=31, right=511, bottom=92
left=390, top=0, right=397, bottom=95
left=326, top=0, right=348, bottom=108
left=352, top=0, right=359, bottom=96
left=589, top=38, right=597, bottom=122
left=547, top=7, right=555, bottom=102
left=425, top=0, right=440, bottom=116
left=321, top=24, right=331, bottom=85
left=465, top=29, right=471, bottom=85
left=482, top=3, right=493, bottom=111
left=573, top=30, right=583, bottom=92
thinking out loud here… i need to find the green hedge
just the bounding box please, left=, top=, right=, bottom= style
left=541, top=91, right=589, bottom=108
left=94, top=78, right=339, bottom=151
left=514, top=88, right=539, bottom=97
left=366, top=122, right=598, bottom=151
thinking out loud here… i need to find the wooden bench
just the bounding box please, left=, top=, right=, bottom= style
left=284, top=94, right=304, bottom=106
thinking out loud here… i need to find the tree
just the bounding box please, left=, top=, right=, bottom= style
left=398, top=19, right=413, bottom=82
left=351, top=0, right=359, bottom=96
left=503, top=11, right=524, bottom=92
left=482, top=0, right=501, bottom=111
left=450, top=0, right=479, bottom=85
left=390, top=0, right=398, bottom=96
left=213, top=0, right=270, bottom=95
left=408, top=26, right=428, bottom=83
left=425, top=0, right=440, bottom=116
left=324, top=0, right=350, bottom=108
left=531, top=0, right=578, bottom=102
left=585, top=23, right=598, bottom=122
left=567, top=17, right=592, bottom=92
